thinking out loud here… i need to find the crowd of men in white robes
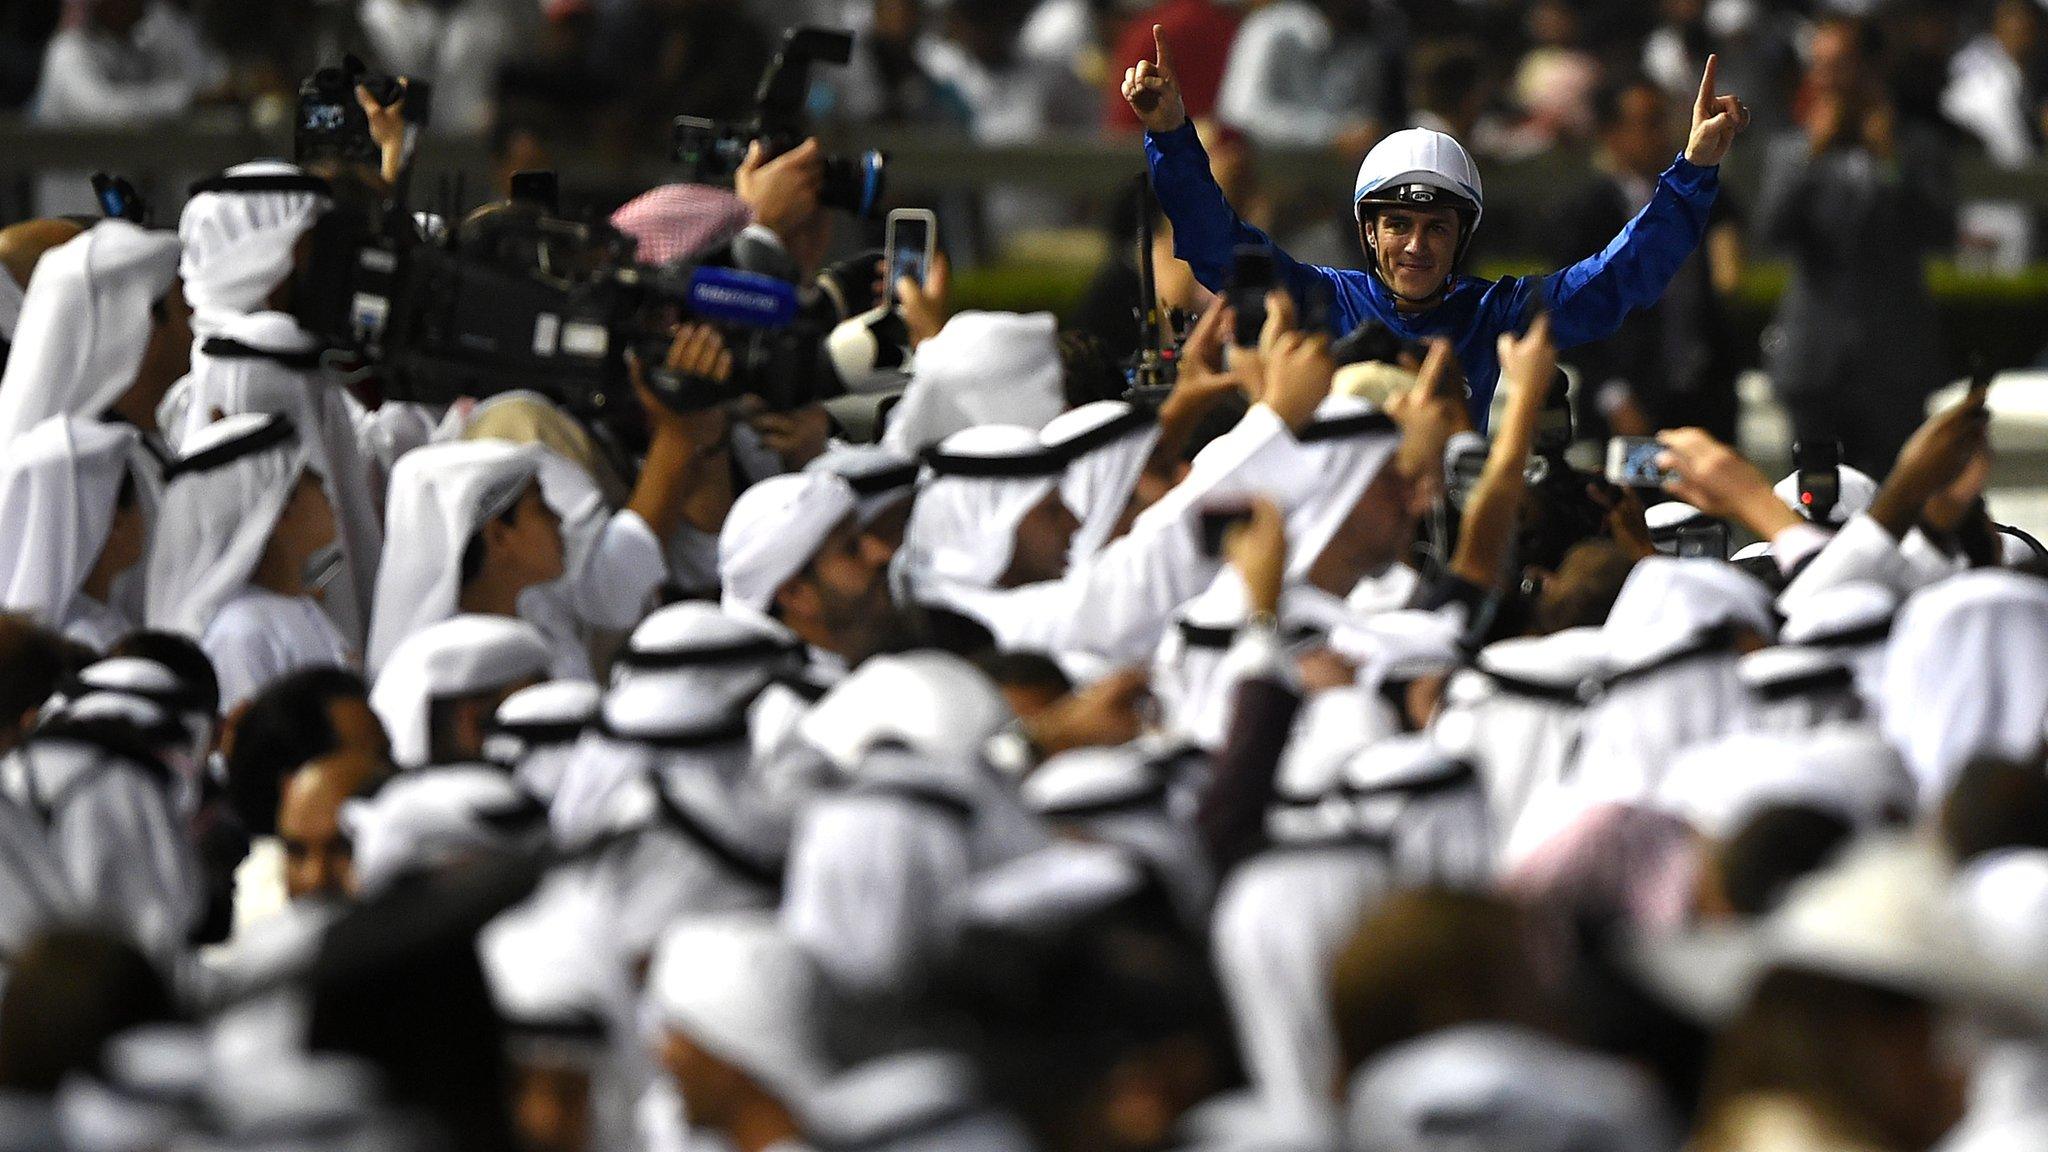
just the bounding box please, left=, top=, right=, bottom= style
left=0, top=132, right=2043, bottom=1152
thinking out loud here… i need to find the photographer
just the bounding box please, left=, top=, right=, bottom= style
left=1123, top=28, right=1751, bottom=427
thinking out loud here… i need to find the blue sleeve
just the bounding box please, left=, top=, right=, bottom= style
left=1145, top=122, right=1350, bottom=320
left=1534, top=154, right=1719, bottom=349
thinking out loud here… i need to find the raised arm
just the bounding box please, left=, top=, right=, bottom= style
left=1126, top=26, right=1339, bottom=308
left=1536, top=56, right=1749, bottom=348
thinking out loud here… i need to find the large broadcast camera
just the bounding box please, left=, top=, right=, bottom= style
left=292, top=192, right=843, bottom=421
left=672, top=27, right=886, bottom=218
left=290, top=26, right=902, bottom=429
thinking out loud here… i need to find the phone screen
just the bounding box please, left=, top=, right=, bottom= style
left=885, top=212, right=933, bottom=303
left=1606, top=436, right=1672, bottom=489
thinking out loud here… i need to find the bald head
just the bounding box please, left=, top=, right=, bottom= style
left=0, top=219, right=86, bottom=295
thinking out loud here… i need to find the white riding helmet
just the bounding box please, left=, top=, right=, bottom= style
left=1353, top=128, right=1485, bottom=265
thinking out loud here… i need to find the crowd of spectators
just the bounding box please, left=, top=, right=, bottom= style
left=2, top=0, right=2048, bottom=172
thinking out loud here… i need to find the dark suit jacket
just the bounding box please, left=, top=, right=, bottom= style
left=1549, top=171, right=1743, bottom=441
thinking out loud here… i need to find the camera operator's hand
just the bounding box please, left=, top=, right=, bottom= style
left=736, top=138, right=824, bottom=243
left=355, top=79, right=409, bottom=188
left=750, top=405, right=833, bottom=470
left=629, top=323, right=736, bottom=538
left=1655, top=427, right=1802, bottom=539
left=1871, top=384, right=1991, bottom=540
left=1121, top=25, right=1188, bottom=135
left=1263, top=320, right=1336, bottom=433
left=897, top=251, right=951, bottom=349
left=1685, top=54, right=1751, bottom=168
left=1223, top=496, right=1286, bottom=618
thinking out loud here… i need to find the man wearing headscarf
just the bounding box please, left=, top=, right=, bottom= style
left=145, top=413, right=351, bottom=713
left=1880, top=570, right=2048, bottom=810
left=349, top=616, right=553, bottom=894
left=481, top=885, right=638, bottom=1152
left=1543, top=556, right=1778, bottom=848
left=1039, top=400, right=1168, bottom=570
left=0, top=704, right=201, bottom=966
left=568, top=675, right=789, bottom=972
left=780, top=653, right=1048, bottom=1000
left=0, top=417, right=145, bottom=652
left=647, top=914, right=834, bottom=1152
left=170, top=310, right=383, bottom=646
left=0, top=219, right=185, bottom=449
left=0, top=217, right=86, bottom=374
left=718, top=470, right=899, bottom=684
left=486, top=680, right=599, bottom=806
left=459, top=369, right=723, bottom=678
left=366, top=440, right=574, bottom=679
left=173, top=161, right=330, bottom=341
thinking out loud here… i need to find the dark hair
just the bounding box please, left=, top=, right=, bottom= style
left=225, top=665, right=370, bottom=835
left=1532, top=539, right=1638, bottom=634
left=1330, top=888, right=1541, bottom=1074
left=109, top=630, right=222, bottom=718
left=0, top=615, right=68, bottom=751
left=1717, top=803, right=1855, bottom=917
left=0, top=928, right=175, bottom=1093
left=1942, top=755, right=2048, bottom=865
left=1699, top=967, right=1940, bottom=1151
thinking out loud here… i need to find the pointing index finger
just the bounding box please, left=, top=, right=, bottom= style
left=1696, top=53, right=1719, bottom=118
left=1153, top=24, right=1173, bottom=74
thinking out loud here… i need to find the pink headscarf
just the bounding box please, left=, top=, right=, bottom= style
left=610, top=184, right=753, bottom=265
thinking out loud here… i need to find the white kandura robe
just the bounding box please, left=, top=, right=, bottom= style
left=201, top=588, right=353, bottom=714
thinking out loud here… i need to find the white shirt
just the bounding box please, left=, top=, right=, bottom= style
left=201, top=588, right=355, bottom=713
left=62, top=594, right=135, bottom=656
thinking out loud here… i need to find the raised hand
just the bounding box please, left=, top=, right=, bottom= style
left=1121, top=25, right=1188, bottom=134
left=1685, top=54, right=1752, bottom=168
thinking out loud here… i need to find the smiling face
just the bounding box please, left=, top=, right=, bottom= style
left=1362, top=205, right=1463, bottom=305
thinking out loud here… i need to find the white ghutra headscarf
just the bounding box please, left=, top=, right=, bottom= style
left=366, top=439, right=544, bottom=676
left=0, top=416, right=138, bottom=632
left=143, top=412, right=310, bottom=639
left=0, top=220, right=180, bottom=445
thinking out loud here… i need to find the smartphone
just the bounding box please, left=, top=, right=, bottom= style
left=1229, top=246, right=1275, bottom=347
left=1605, top=436, right=1674, bottom=489
left=1791, top=439, right=1840, bottom=523
left=884, top=208, right=937, bottom=305
left=1197, top=499, right=1254, bottom=558
left=1299, top=278, right=1334, bottom=335
left=90, top=173, right=146, bottom=224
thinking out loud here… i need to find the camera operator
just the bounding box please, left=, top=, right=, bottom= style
left=1123, top=28, right=1752, bottom=428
